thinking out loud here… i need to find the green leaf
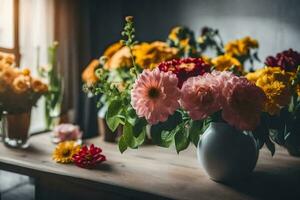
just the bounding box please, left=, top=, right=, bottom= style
left=118, top=136, right=128, bottom=153
left=133, top=118, right=147, bottom=137
left=175, top=125, right=190, bottom=153
left=122, top=121, right=146, bottom=149
left=106, top=99, right=123, bottom=131
left=151, top=112, right=182, bottom=147
left=126, top=106, right=137, bottom=126
left=123, top=122, right=136, bottom=148
left=188, top=120, right=204, bottom=147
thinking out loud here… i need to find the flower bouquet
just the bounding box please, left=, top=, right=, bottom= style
left=0, top=53, right=48, bottom=148
left=246, top=49, right=300, bottom=156
left=81, top=17, right=272, bottom=181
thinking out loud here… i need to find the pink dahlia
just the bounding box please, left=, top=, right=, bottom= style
left=180, top=73, right=222, bottom=120
left=131, top=68, right=181, bottom=125
left=158, top=58, right=210, bottom=88
left=219, top=72, right=266, bottom=131
left=72, top=144, right=106, bottom=169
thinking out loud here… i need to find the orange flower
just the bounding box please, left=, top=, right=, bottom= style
left=31, top=78, right=48, bottom=93
left=104, top=46, right=132, bottom=70
left=12, top=75, right=31, bottom=94
left=22, top=68, right=31, bottom=76
left=103, top=41, right=124, bottom=59
left=0, top=66, right=19, bottom=85
left=82, top=59, right=100, bottom=85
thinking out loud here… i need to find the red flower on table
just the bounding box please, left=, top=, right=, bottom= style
left=72, top=144, right=106, bottom=169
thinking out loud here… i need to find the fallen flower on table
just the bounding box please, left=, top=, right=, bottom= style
left=72, top=144, right=106, bottom=169
left=52, top=123, right=82, bottom=144
left=52, top=141, right=81, bottom=164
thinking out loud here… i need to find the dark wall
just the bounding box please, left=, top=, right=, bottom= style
left=88, top=0, right=300, bottom=68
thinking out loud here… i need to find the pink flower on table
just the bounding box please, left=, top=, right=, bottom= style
left=180, top=73, right=222, bottom=120
left=52, top=124, right=82, bottom=143
left=131, top=68, right=181, bottom=125
left=220, top=72, right=266, bottom=131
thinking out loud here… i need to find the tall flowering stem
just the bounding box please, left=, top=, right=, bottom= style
left=121, top=16, right=139, bottom=78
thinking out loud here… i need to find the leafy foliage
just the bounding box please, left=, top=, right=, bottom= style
left=38, top=42, right=63, bottom=129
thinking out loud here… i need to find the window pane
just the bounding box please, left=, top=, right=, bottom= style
left=0, top=0, right=14, bottom=48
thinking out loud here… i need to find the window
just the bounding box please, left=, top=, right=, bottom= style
left=0, top=0, right=54, bottom=133
left=19, top=0, right=54, bottom=133
left=0, top=0, right=20, bottom=65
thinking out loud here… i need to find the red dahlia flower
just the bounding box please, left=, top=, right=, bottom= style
left=72, top=144, right=106, bottom=169
left=158, top=58, right=210, bottom=88
left=265, top=49, right=300, bottom=72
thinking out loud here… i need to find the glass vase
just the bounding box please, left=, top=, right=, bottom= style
left=1, top=111, right=31, bottom=149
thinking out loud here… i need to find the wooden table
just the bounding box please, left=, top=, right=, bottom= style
left=0, top=133, right=300, bottom=200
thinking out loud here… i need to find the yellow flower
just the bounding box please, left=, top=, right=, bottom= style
left=225, top=36, right=258, bottom=57
left=31, top=78, right=48, bottom=93
left=12, top=75, right=31, bottom=94
left=168, top=26, right=196, bottom=55
left=104, top=41, right=178, bottom=70
left=246, top=67, right=292, bottom=115
left=133, top=41, right=178, bottom=69
left=52, top=141, right=81, bottom=164
left=22, top=68, right=31, bottom=76
left=201, top=55, right=212, bottom=65
left=168, top=27, right=181, bottom=41
left=211, top=54, right=243, bottom=72
left=82, top=59, right=101, bottom=85
left=103, top=41, right=124, bottom=59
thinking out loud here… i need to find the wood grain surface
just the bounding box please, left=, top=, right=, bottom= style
left=1, top=133, right=300, bottom=200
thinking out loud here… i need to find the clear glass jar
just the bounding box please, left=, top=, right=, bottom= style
left=1, top=111, right=31, bottom=148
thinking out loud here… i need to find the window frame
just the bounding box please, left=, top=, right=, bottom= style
left=0, top=0, right=20, bottom=66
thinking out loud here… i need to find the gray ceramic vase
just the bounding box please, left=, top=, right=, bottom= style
left=197, top=122, right=259, bottom=182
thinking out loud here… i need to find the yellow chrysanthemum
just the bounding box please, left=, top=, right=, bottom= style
left=22, top=68, right=31, bottom=76
left=225, top=36, right=258, bottom=57
left=246, top=67, right=292, bottom=115
left=52, top=141, right=81, bottom=164
left=211, top=54, right=243, bottom=72
left=133, top=41, right=179, bottom=70
left=168, top=27, right=181, bottom=41
left=168, top=26, right=196, bottom=54
left=201, top=55, right=212, bottom=66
